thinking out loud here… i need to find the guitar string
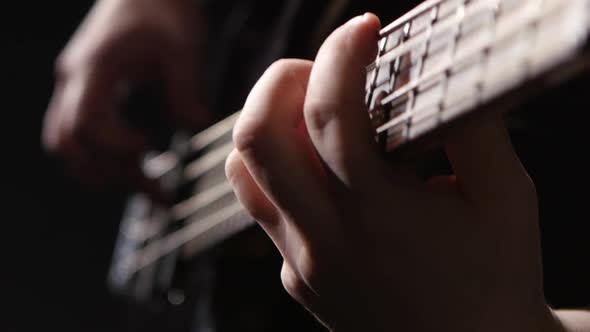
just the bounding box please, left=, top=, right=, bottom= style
left=142, top=0, right=537, bottom=183
left=147, top=0, right=576, bottom=243
left=129, top=0, right=462, bottom=269
left=126, top=202, right=250, bottom=275
left=130, top=0, right=533, bottom=259
left=143, top=0, right=579, bottom=184
left=126, top=0, right=590, bottom=274
left=373, top=0, right=578, bottom=138
left=380, top=0, right=447, bottom=37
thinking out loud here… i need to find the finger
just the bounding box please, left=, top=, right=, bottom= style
left=304, top=13, right=388, bottom=192
left=49, top=69, right=147, bottom=180
left=45, top=81, right=109, bottom=185
left=63, top=70, right=146, bottom=155
left=225, top=149, right=281, bottom=231
left=226, top=149, right=312, bottom=269
left=48, top=80, right=165, bottom=198
left=445, top=115, right=535, bottom=205
left=233, top=59, right=341, bottom=247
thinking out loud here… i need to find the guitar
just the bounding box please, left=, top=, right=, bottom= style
left=107, top=0, right=590, bottom=328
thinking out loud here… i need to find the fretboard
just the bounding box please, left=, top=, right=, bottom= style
left=366, top=0, right=590, bottom=152
left=109, top=0, right=590, bottom=294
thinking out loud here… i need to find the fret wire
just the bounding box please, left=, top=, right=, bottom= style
left=429, top=4, right=445, bottom=125
left=405, top=6, right=440, bottom=137
left=376, top=0, right=568, bottom=136
left=378, top=36, right=388, bottom=56
left=144, top=0, right=578, bottom=179
left=374, top=0, right=497, bottom=76
left=122, top=0, right=590, bottom=277
left=476, top=0, right=501, bottom=103
left=380, top=0, right=446, bottom=37
left=439, top=0, right=467, bottom=119
left=373, top=17, right=412, bottom=145
left=394, top=21, right=413, bottom=139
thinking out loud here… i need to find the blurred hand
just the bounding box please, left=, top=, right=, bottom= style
left=43, top=0, right=207, bottom=196
left=226, top=13, right=562, bottom=332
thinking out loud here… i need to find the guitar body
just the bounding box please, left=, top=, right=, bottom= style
left=107, top=0, right=590, bottom=331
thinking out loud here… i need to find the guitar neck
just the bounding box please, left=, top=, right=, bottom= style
left=366, top=0, right=590, bottom=154
left=110, top=0, right=590, bottom=292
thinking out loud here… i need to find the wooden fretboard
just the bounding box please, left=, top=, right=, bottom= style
left=108, top=0, right=590, bottom=298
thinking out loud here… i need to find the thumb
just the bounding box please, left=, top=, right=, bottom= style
left=303, top=13, right=385, bottom=192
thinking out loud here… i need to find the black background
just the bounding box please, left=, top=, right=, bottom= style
left=8, top=2, right=130, bottom=331
left=6, top=1, right=589, bottom=332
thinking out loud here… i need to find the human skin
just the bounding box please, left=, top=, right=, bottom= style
left=42, top=0, right=207, bottom=197
left=226, top=13, right=590, bottom=332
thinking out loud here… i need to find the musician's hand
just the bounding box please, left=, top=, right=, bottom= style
left=42, top=0, right=207, bottom=196
left=226, top=13, right=563, bottom=332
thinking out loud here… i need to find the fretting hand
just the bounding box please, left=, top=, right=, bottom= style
left=226, top=13, right=563, bottom=332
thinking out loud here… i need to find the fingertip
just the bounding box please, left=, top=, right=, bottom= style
left=337, top=13, right=381, bottom=65
left=359, top=12, right=381, bottom=61
left=347, top=12, right=381, bottom=36
left=361, top=12, right=382, bottom=33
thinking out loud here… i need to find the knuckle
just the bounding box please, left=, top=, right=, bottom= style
left=304, top=98, right=336, bottom=133
left=233, top=59, right=304, bottom=154
left=224, top=150, right=241, bottom=184
left=281, top=265, right=308, bottom=301
left=232, top=119, right=257, bottom=155
left=232, top=112, right=270, bottom=155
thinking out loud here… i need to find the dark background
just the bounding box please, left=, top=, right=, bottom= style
left=6, top=1, right=590, bottom=332
left=8, top=1, right=131, bottom=331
